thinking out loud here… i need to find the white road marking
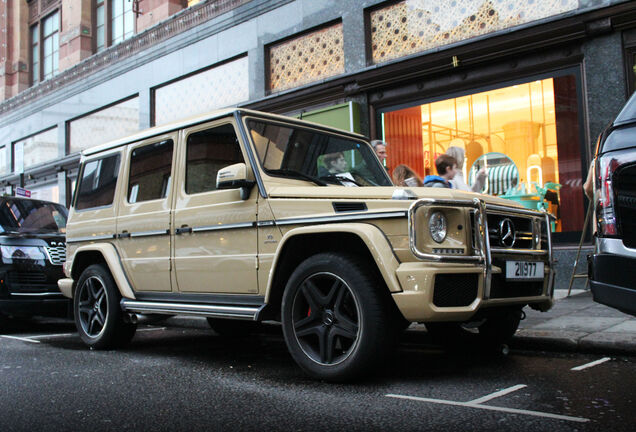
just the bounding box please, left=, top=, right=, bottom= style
left=571, top=357, right=612, bottom=371
left=137, top=327, right=167, bottom=332
left=386, top=394, right=589, bottom=423
left=29, top=332, right=77, bottom=339
left=468, top=384, right=527, bottom=404
left=0, top=335, right=40, bottom=344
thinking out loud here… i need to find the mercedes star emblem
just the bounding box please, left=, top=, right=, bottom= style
left=498, top=218, right=516, bottom=248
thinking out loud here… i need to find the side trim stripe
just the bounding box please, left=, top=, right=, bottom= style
left=68, top=211, right=408, bottom=243
left=274, top=211, right=407, bottom=226
left=67, top=234, right=116, bottom=243
left=130, top=229, right=170, bottom=238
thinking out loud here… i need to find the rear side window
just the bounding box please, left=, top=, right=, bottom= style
left=75, top=154, right=121, bottom=210
left=185, top=124, right=244, bottom=194
left=128, top=139, right=174, bottom=203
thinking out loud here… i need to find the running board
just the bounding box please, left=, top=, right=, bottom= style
left=120, top=299, right=264, bottom=321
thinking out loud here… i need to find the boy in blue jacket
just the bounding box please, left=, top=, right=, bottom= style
left=424, top=154, right=457, bottom=188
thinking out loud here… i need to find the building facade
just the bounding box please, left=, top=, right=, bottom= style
left=0, top=0, right=635, bottom=277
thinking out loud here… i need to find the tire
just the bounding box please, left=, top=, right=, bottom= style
left=425, top=307, right=522, bottom=350
left=206, top=318, right=258, bottom=337
left=281, top=252, right=395, bottom=381
left=74, top=264, right=137, bottom=349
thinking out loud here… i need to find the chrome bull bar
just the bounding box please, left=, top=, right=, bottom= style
left=407, top=197, right=555, bottom=299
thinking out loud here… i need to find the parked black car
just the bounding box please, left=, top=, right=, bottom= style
left=0, top=196, right=69, bottom=321
left=589, top=92, right=636, bottom=316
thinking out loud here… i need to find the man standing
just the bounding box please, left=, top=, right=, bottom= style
left=371, top=140, right=388, bottom=164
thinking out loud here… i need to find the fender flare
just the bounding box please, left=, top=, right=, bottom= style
left=71, top=243, right=136, bottom=299
left=265, top=222, right=403, bottom=303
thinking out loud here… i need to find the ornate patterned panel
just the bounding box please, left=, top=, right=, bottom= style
left=268, top=23, right=345, bottom=92
left=15, top=127, right=58, bottom=171
left=369, top=0, right=579, bottom=64
left=154, top=56, right=249, bottom=126
left=69, top=97, right=140, bottom=153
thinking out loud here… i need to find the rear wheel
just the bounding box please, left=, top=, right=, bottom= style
left=281, top=252, right=395, bottom=381
left=74, top=264, right=136, bottom=349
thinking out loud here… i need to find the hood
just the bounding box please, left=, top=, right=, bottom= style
left=265, top=185, right=524, bottom=208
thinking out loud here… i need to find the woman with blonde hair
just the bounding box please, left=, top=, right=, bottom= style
left=392, top=164, right=423, bottom=187
left=446, top=146, right=487, bottom=192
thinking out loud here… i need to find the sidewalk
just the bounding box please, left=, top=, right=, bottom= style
left=510, top=289, right=636, bottom=355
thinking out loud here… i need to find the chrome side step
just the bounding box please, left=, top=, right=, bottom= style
left=120, top=299, right=264, bottom=321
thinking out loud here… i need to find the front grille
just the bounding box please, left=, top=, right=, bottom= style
left=433, top=273, right=479, bottom=307
left=615, top=164, right=636, bottom=248
left=6, top=272, right=58, bottom=293
left=45, top=245, right=66, bottom=265
left=487, top=214, right=535, bottom=249
left=489, top=274, right=544, bottom=299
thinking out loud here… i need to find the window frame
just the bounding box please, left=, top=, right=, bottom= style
left=30, top=9, right=60, bottom=85
left=73, top=152, right=122, bottom=211
left=126, top=138, right=175, bottom=204
left=184, top=122, right=246, bottom=196
left=92, top=0, right=136, bottom=54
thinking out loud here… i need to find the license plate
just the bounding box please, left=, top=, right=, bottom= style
left=505, top=261, right=544, bottom=281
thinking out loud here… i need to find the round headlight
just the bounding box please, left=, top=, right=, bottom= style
left=429, top=211, right=447, bottom=243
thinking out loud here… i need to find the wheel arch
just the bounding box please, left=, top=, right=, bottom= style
left=70, top=243, right=136, bottom=299
left=263, top=223, right=402, bottom=319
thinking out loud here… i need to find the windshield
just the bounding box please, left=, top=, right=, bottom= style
left=247, top=119, right=392, bottom=187
left=0, top=198, right=68, bottom=234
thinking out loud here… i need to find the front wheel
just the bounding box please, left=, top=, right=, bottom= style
left=281, top=252, right=395, bottom=381
left=74, top=264, right=136, bottom=349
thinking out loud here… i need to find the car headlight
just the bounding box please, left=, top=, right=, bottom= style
left=429, top=211, right=447, bottom=243
left=0, top=245, right=46, bottom=261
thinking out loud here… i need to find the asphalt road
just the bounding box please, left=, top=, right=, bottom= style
left=1, top=317, right=634, bottom=432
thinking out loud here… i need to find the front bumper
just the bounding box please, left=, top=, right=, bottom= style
left=392, top=262, right=553, bottom=322
left=393, top=198, right=554, bottom=322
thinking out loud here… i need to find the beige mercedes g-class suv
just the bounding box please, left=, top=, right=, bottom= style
left=58, top=108, right=554, bottom=381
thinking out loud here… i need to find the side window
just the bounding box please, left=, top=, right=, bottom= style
left=75, top=153, right=121, bottom=210
left=127, top=139, right=174, bottom=203
left=186, top=124, right=244, bottom=194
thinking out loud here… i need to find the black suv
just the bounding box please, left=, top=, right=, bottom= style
left=0, top=196, right=69, bottom=320
left=589, top=92, right=636, bottom=316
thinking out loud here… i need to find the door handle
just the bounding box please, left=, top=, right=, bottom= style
left=118, top=231, right=131, bottom=239
left=175, top=226, right=192, bottom=235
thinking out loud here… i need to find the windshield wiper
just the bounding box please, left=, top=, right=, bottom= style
left=268, top=169, right=328, bottom=186
left=319, top=174, right=363, bottom=187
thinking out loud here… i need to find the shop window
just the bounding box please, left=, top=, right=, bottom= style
left=128, top=140, right=174, bottom=203
left=13, top=128, right=58, bottom=173
left=381, top=75, right=585, bottom=240
left=30, top=11, right=59, bottom=84
left=153, top=57, right=249, bottom=126
left=627, top=48, right=636, bottom=96
left=0, top=146, right=7, bottom=176
left=69, top=97, right=140, bottom=153
left=93, top=0, right=135, bottom=53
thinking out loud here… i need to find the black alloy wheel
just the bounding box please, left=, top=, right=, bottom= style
left=281, top=252, right=395, bottom=381
left=291, top=272, right=361, bottom=365
left=74, top=264, right=136, bottom=349
left=77, top=275, right=108, bottom=339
